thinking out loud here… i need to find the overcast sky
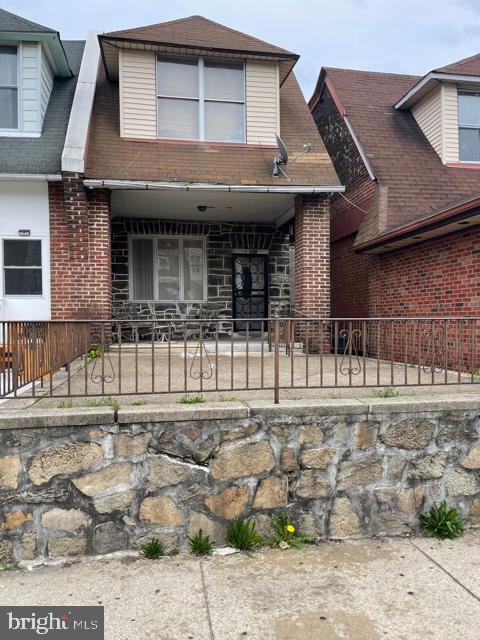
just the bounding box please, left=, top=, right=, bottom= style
left=5, top=0, right=480, bottom=98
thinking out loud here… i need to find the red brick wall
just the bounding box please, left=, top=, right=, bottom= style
left=369, top=227, right=480, bottom=317
left=331, top=234, right=370, bottom=318
left=49, top=179, right=111, bottom=320
left=294, top=195, right=330, bottom=318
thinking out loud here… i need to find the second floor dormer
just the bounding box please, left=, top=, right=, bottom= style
left=395, top=53, right=480, bottom=165
left=0, top=8, right=73, bottom=138
left=98, top=15, right=299, bottom=146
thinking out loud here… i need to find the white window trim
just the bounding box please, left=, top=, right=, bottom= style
left=458, top=90, right=480, bottom=163
left=2, top=238, right=43, bottom=298
left=156, top=55, right=246, bottom=143
left=0, top=42, right=21, bottom=135
left=128, top=234, right=208, bottom=303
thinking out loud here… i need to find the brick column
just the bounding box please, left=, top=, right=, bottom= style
left=49, top=177, right=111, bottom=320
left=294, top=195, right=330, bottom=318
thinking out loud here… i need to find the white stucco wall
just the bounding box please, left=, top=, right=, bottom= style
left=0, top=181, right=51, bottom=320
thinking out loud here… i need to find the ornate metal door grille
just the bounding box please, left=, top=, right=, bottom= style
left=232, top=254, right=268, bottom=331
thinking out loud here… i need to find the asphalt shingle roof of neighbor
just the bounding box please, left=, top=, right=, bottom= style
left=324, top=66, right=480, bottom=244
left=0, top=40, right=85, bottom=175
left=0, top=7, right=56, bottom=32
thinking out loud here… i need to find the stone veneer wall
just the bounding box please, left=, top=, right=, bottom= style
left=111, top=218, right=291, bottom=325
left=0, top=398, right=479, bottom=564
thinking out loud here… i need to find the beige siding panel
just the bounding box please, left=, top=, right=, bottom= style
left=246, top=60, right=279, bottom=145
left=119, top=49, right=156, bottom=139
left=411, top=85, right=442, bottom=159
left=442, top=83, right=459, bottom=163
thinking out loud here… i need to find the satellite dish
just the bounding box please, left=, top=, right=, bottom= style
left=275, top=134, right=289, bottom=164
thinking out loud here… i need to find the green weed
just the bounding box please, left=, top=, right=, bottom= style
left=420, top=501, right=464, bottom=540
left=226, top=518, right=265, bottom=551
left=188, top=529, right=214, bottom=556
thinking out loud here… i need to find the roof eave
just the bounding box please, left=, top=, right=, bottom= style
left=0, top=31, right=73, bottom=77
left=394, top=71, right=480, bottom=110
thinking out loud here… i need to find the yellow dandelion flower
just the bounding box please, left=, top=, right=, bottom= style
left=286, top=524, right=295, bottom=534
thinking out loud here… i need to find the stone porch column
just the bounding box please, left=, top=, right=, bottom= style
left=49, top=176, right=112, bottom=320
left=294, top=194, right=330, bottom=318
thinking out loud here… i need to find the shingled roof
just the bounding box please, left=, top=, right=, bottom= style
left=0, top=7, right=55, bottom=33
left=101, top=15, right=296, bottom=58
left=321, top=67, right=480, bottom=245
left=435, top=52, right=480, bottom=76
left=0, top=41, right=85, bottom=175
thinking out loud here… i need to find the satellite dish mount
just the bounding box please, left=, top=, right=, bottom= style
left=272, top=134, right=312, bottom=181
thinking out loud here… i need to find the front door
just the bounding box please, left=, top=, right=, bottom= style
left=232, top=254, right=268, bottom=331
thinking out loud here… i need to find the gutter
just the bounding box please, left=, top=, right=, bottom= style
left=0, top=174, right=62, bottom=182
left=83, top=179, right=345, bottom=194
left=62, top=32, right=100, bottom=174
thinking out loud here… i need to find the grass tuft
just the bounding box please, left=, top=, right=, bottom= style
left=140, top=537, right=165, bottom=559
left=269, top=512, right=314, bottom=550
left=370, top=387, right=398, bottom=398
left=179, top=394, right=206, bottom=405
left=131, top=399, right=147, bottom=406
left=188, top=529, right=214, bottom=556
left=420, top=501, right=464, bottom=540
left=87, top=396, right=120, bottom=412
left=57, top=400, right=74, bottom=409
left=226, top=518, right=265, bottom=551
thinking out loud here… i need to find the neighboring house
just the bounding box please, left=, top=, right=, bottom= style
left=51, top=15, right=342, bottom=325
left=0, top=8, right=84, bottom=321
left=310, top=57, right=480, bottom=319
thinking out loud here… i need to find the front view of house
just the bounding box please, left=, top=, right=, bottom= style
left=47, top=15, right=342, bottom=327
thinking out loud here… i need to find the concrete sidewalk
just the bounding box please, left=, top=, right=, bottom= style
left=0, top=533, right=479, bottom=639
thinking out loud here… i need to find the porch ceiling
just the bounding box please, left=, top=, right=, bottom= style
left=110, top=189, right=295, bottom=225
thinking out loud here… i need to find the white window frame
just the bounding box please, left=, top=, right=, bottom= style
left=0, top=42, right=20, bottom=134
left=156, top=55, right=246, bottom=143
left=128, top=234, right=207, bottom=303
left=458, top=91, right=480, bottom=163
left=2, top=238, right=43, bottom=298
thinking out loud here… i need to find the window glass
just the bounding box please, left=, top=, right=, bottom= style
left=204, top=59, right=244, bottom=101
left=157, top=98, right=199, bottom=140
left=3, top=240, right=42, bottom=296
left=459, top=93, right=480, bottom=126
left=205, top=101, right=245, bottom=142
left=131, top=238, right=154, bottom=300
left=183, top=239, right=204, bottom=301
left=0, top=46, right=17, bottom=86
left=459, top=128, right=480, bottom=162
left=0, top=89, right=17, bottom=128
left=157, top=238, right=180, bottom=300
left=157, top=57, right=198, bottom=98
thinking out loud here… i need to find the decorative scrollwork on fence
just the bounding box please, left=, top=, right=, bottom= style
left=339, top=327, right=362, bottom=376
left=189, top=337, right=214, bottom=381
left=422, top=321, right=446, bottom=374
left=90, top=333, right=116, bottom=384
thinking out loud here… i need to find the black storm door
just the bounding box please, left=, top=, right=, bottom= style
left=232, top=254, right=268, bottom=331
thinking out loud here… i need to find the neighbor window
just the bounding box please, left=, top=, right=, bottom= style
left=156, top=56, right=245, bottom=143
left=0, top=45, right=18, bottom=129
left=3, top=240, right=42, bottom=295
left=130, top=236, right=206, bottom=301
left=459, top=92, right=480, bottom=162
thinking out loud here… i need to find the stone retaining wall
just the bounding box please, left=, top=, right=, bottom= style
left=1, top=397, right=479, bottom=564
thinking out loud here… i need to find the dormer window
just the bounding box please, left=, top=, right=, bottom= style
left=156, top=56, right=245, bottom=143
left=459, top=92, right=480, bottom=162
left=0, top=45, right=18, bottom=129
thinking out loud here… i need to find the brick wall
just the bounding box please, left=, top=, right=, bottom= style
left=49, top=180, right=111, bottom=320
left=294, top=195, right=330, bottom=318
left=331, top=234, right=370, bottom=318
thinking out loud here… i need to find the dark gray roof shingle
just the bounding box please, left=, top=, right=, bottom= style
left=0, top=40, right=85, bottom=175
left=0, top=8, right=55, bottom=33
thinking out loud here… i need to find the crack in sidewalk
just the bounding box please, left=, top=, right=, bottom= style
left=199, top=560, right=216, bottom=640
left=410, top=539, right=480, bottom=603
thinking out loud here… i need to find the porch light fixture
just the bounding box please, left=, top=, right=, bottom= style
left=197, top=205, right=215, bottom=212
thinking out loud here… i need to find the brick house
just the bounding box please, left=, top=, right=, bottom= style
left=0, top=8, right=84, bottom=321
left=310, top=57, right=480, bottom=319
left=49, top=15, right=342, bottom=327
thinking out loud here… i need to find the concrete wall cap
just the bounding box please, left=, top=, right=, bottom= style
left=246, top=398, right=368, bottom=417
left=117, top=402, right=249, bottom=424
left=365, top=395, right=480, bottom=414
left=0, top=407, right=115, bottom=430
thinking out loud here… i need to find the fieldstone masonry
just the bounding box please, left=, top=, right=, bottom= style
left=0, top=398, right=479, bottom=564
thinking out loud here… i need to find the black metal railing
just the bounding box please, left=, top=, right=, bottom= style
left=1, top=318, right=479, bottom=403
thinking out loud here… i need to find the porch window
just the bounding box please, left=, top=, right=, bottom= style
left=0, top=45, right=18, bottom=129
left=130, top=236, right=206, bottom=302
left=156, top=56, right=245, bottom=143
left=3, top=239, right=42, bottom=295
left=459, top=92, right=480, bottom=161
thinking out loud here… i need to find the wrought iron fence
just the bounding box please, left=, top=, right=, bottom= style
left=1, top=318, right=479, bottom=403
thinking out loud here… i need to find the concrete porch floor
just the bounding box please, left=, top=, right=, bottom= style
left=1, top=532, right=479, bottom=639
